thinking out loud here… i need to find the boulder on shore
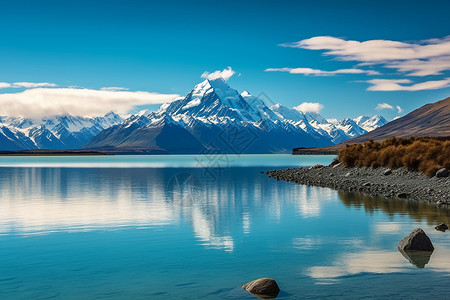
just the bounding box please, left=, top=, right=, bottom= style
left=383, top=169, right=392, bottom=176
left=398, top=228, right=434, bottom=251
left=241, top=278, right=280, bottom=299
left=397, top=192, right=408, bottom=198
left=435, top=168, right=449, bottom=178
left=330, top=158, right=340, bottom=166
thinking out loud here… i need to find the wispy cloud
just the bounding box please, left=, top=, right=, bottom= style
left=100, top=86, right=130, bottom=91
left=385, top=56, right=450, bottom=76
left=0, top=82, right=58, bottom=89
left=265, top=67, right=379, bottom=76
left=201, top=66, right=235, bottom=81
left=278, top=35, right=450, bottom=91
left=294, top=102, right=324, bottom=113
left=375, top=103, right=394, bottom=110
left=366, top=78, right=450, bottom=91
left=281, top=35, right=450, bottom=68
left=376, top=103, right=403, bottom=115
left=0, top=88, right=180, bottom=119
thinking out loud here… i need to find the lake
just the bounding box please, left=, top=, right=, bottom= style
left=0, top=155, right=449, bottom=299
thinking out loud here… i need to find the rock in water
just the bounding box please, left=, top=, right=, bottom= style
left=398, top=228, right=434, bottom=251
left=241, top=278, right=280, bottom=298
left=435, top=223, right=448, bottom=232
left=435, top=168, right=449, bottom=178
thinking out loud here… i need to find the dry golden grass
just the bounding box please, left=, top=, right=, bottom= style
left=338, top=137, right=450, bottom=177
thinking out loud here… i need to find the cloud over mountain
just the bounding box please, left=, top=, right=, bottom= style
left=294, top=102, right=324, bottom=113
left=376, top=103, right=394, bottom=110
left=0, top=87, right=180, bottom=119
left=201, top=67, right=235, bottom=81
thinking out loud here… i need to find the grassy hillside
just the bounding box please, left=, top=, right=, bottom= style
left=339, top=137, right=450, bottom=177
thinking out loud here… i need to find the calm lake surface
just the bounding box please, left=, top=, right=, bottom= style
left=0, top=155, right=449, bottom=299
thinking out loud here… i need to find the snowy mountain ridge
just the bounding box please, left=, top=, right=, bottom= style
left=0, top=112, right=123, bottom=151
left=0, top=78, right=388, bottom=152
left=85, top=78, right=388, bottom=153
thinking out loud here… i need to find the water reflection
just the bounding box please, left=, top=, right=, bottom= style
left=1, top=163, right=450, bottom=298
left=398, top=249, right=433, bottom=268
left=0, top=167, right=337, bottom=252
left=339, top=191, right=450, bottom=226
left=307, top=245, right=449, bottom=283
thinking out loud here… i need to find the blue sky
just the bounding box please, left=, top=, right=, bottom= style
left=0, top=0, right=449, bottom=120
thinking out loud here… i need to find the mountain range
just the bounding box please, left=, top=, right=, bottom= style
left=0, top=78, right=388, bottom=153
left=0, top=113, right=122, bottom=151
left=344, top=96, right=450, bottom=144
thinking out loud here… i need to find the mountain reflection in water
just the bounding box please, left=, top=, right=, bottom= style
left=0, top=161, right=449, bottom=299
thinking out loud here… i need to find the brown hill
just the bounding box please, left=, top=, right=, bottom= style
left=343, top=96, right=450, bottom=144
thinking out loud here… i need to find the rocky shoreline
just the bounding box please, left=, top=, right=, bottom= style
left=265, top=164, right=450, bottom=205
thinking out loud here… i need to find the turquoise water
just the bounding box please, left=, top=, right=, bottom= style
left=0, top=155, right=449, bottom=299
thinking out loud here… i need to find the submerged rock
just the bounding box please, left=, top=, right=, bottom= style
left=435, top=168, right=449, bottom=178
left=398, top=228, right=434, bottom=251
left=241, top=278, right=280, bottom=299
left=435, top=223, right=448, bottom=232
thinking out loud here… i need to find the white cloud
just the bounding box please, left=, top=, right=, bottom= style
left=100, top=86, right=129, bottom=91
left=201, top=66, right=235, bottom=81
left=385, top=56, right=450, bottom=76
left=13, top=82, right=57, bottom=88
left=0, top=88, right=180, bottom=119
left=265, top=67, right=379, bottom=76
left=375, top=102, right=404, bottom=115
left=294, top=102, right=324, bottom=113
left=0, top=82, right=57, bottom=89
left=280, top=35, right=450, bottom=77
left=282, top=35, right=450, bottom=62
left=366, top=78, right=450, bottom=91
left=376, top=103, right=394, bottom=110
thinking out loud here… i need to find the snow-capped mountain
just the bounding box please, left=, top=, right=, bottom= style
left=86, top=78, right=329, bottom=153
left=354, top=115, right=388, bottom=131
left=0, top=78, right=388, bottom=152
left=0, top=112, right=123, bottom=151
left=85, top=78, right=388, bottom=153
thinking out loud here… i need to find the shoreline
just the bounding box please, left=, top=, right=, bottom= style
left=0, top=151, right=110, bottom=156
left=265, top=164, right=450, bottom=205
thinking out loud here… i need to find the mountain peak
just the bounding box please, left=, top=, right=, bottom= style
left=241, top=90, right=251, bottom=97
left=353, top=115, right=370, bottom=125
